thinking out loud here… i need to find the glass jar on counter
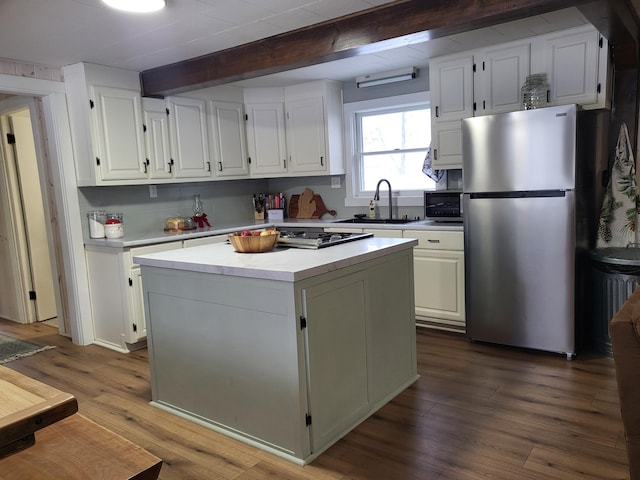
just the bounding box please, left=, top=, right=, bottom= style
left=521, top=73, right=550, bottom=110
left=87, top=210, right=106, bottom=238
left=104, top=213, right=124, bottom=239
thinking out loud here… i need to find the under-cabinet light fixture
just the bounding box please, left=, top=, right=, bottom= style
left=102, top=0, right=166, bottom=13
left=356, top=67, right=418, bottom=88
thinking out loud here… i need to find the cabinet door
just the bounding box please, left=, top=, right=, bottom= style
left=286, top=96, right=328, bottom=174
left=413, top=249, right=465, bottom=331
left=167, top=96, right=211, bottom=179
left=431, top=120, right=463, bottom=169
left=91, top=85, right=147, bottom=181
left=544, top=28, right=600, bottom=106
left=129, top=267, right=146, bottom=343
left=429, top=54, right=474, bottom=123
left=475, top=42, right=530, bottom=115
left=208, top=101, right=249, bottom=177
left=245, top=102, right=288, bottom=175
left=142, top=98, right=172, bottom=180
left=302, top=271, right=369, bottom=451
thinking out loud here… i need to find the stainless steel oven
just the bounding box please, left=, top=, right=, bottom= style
left=424, top=191, right=463, bottom=222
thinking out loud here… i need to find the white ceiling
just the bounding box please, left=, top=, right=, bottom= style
left=0, top=0, right=590, bottom=88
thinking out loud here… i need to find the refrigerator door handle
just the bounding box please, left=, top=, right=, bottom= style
left=469, top=190, right=566, bottom=200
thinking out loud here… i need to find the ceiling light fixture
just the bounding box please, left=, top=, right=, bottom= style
left=356, top=67, right=418, bottom=88
left=102, top=0, right=166, bottom=13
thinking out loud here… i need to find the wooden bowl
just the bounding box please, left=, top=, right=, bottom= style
left=228, top=232, right=279, bottom=253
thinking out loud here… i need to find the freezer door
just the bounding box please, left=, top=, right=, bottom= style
left=462, top=104, right=576, bottom=193
left=463, top=191, right=575, bottom=355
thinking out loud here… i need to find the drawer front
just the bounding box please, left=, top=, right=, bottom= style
left=129, top=241, right=183, bottom=267
left=403, top=230, right=463, bottom=250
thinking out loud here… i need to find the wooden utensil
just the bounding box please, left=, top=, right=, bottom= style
left=288, top=188, right=336, bottom=219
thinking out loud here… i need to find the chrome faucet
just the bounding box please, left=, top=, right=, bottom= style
left=374, top=178, right=392, bottom=220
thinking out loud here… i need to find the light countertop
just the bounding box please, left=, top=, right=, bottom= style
left=85, top=218, right=462, bottom=249
left=134, top=237, right=418, bottom=282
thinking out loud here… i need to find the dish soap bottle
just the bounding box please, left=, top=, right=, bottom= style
left=369, top=199, right=376, bottom=219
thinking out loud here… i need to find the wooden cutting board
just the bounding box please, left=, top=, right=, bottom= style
left=288, top=188, right=337, bottom=219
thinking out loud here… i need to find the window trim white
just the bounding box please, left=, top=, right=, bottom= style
left=343, top=91, right=431, bottom=207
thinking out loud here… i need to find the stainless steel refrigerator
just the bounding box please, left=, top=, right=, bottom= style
left=462, top=104, right=606, bottom=358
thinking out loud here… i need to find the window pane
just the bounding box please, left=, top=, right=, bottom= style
left=362, top=151, right=435, bottom=191
left=361, top=109, right=430, bottom=153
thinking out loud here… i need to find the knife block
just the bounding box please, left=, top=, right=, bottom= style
left=254, top=210, right=264, bottom=220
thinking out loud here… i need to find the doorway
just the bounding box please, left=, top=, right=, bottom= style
left=0, top=99, right=60, bottom=326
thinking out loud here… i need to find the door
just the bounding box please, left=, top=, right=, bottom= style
left=167, top=96, right=211, bottom=178
left=0, top=106, right=58, bottom=323
left=286, top=96, right=327, bottom=174
left=245, top=102, right=287, bottom=175
left=463, top=192, right=575, bottom=354
left=462, top=104, right=576, bottom=193
left=302, top=272, right=369, bottom=451
left=208, top=101, right=249, bottom=177
left=475, top=42, right=531, bottom=115
left=142, top=97, right=172, bottom=180
left=91, top=85, right=148, bottom=181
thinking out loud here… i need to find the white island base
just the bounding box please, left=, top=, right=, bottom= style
left=136, top=238, right=418, bottom=465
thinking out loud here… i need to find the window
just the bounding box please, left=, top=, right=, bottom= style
left=344, top=92, right=435, bottom=207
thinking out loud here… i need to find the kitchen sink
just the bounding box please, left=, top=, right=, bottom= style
left=336, top=218, right=416, bottom=224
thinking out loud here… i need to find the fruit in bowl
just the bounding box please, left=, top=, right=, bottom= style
left=228, top=229, right=279, bottom=253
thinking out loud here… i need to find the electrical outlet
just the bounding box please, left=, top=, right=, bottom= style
left=149, top=185, right=157, bottom=198
left=331, top=176, right=341, bottom=189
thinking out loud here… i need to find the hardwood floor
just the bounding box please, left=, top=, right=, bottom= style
left=0, top=319, right=628, bottom=479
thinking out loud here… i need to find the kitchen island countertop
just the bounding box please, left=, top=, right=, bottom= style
left=134, top=236, right=418, bottom=282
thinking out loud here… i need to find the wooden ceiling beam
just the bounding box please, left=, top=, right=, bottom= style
left=140, top=0, right=631, bottom=97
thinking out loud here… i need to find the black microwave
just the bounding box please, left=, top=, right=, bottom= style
left=424, top=191, right=463, bottom=222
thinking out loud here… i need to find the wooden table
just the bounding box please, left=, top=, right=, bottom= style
left=0, top=365, right=78, bottom=457
left=0, top=365, right=162, bottom=479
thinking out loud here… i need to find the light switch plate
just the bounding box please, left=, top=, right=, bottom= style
left=331, top=176, right=341, bottom=189
left=149, top=185, right=157, bottom=198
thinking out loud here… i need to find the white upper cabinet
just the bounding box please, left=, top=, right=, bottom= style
left=142, top=98, right=172, bottom=180
left=285, top=94, right=327, bottom=174
left=245, top=100, right=288, bottom=176
left=428, top=54, right=473, bottom=169
left=166, top=96, right=212, bottom=179
left=207, top=100, right=249, bottom=178
left=285, top=80, right=345, bottom=176
left=428, top=24, right=610, bottom=170
left=535, top=25, right=609, bottom=109
left=474, top=41, right=531, bottom=115
left=244, top=81, right=344, bottom=178
left=429, top=54, right=475, bottom=123
left=431, top=121, right=464, bottom=170
left=64, top=62, right=148, bottom=186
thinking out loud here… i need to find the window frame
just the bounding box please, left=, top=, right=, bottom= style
left=343, top=91, right=432, bottom=207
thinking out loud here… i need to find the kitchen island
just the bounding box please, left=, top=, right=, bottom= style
left=134, top=237, right=418, bottom=465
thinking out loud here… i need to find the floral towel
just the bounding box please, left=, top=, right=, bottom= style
left=422, top=146, right=445, bottom=183
left=596, top=122, right=639, bottom=247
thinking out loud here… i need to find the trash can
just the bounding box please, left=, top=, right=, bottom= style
left=590, top=247, right=640, bottom=356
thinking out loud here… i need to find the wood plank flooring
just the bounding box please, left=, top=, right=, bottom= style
left=0, top=319, right=629, bottom=479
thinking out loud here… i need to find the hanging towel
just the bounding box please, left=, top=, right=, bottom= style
left=422, top=145, right=445, bottom=183
left=596, top=122, right=639, bottom=247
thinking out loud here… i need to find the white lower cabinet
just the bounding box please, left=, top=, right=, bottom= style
left=403, top=230, right=465, bottom=332
left=85, top=241, right=182, bottom=352
left=325, top=226, right=465, bottom=331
